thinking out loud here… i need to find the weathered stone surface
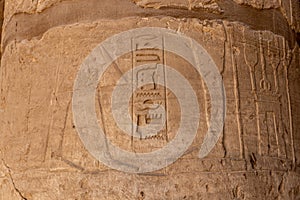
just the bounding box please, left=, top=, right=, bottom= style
left=130, top=0, right=300, bottom=32
left=131, top=0, right=221, bottom=11
left=227, top=0, right=300, bottom=32
left=131, top=0, right=288, bottom=10
left=0, top=0, right=299, bottom=199
left=4, top=0, right=62, bottom=16
left=233, top=0, right=280, bottom=8
left=2, top=0, right=297, bottom=52
left=234, top=0, right=300, bottom=31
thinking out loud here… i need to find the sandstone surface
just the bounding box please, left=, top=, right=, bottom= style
left=0, top=0, right=299, bottom=199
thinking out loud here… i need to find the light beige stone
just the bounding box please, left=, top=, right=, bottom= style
left=131, top=0, right=221, bottom=11
left=0, top=0, right=299, bottom=199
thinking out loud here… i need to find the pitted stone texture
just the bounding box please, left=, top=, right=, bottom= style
left=2, top=0, right=298, bottom=55
left=0, top=160, right=26, bottom=200
left=233, top=0, right=280, bottom=8
left=5, top=0, right=64, bottom=14
left=131, top=0, right=300, bottom=32
left=280, top=0, right=300, bottom=31
left=131, top=0, right=221, bottom=11
left=0, top=16, right=299, bottom=199
left=3, top=0, right=65, bottom=28
left=233, top=0, right=300, bottom=31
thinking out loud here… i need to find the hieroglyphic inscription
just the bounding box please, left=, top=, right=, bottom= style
left=228, top=25, right=245, bottom=159
left=243, top=41, right=259, bottom=92
left=242, top=32, right=294, bottom=159
left=258, top=109, right=280, bottom=157
left=281, top=38, right=295, bottom=165
left=131, top=35, right=168, bottom=140
left=265, top=111, right=279, bottom=156
left=267, top=38, right=281, bottom=94
left=258, top=34, right=272, bottom=92
left=242, top=27, right=260, bottom=92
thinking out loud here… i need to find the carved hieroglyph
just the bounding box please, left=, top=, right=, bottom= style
left=72, top=27, right=225, bottom=173
left=0, top=1, right=299, bottom=199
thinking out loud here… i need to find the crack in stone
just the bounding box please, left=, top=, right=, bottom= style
left=2, top=159, right=28, bottom=200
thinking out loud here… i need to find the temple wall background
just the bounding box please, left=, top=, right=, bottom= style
left=0, top=0, right=299, bottom=199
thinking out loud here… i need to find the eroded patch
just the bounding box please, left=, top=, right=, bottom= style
left=131, top=0, right=221, bottom=12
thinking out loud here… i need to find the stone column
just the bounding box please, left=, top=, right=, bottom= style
left=0, top=0, right=299, bottom=199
